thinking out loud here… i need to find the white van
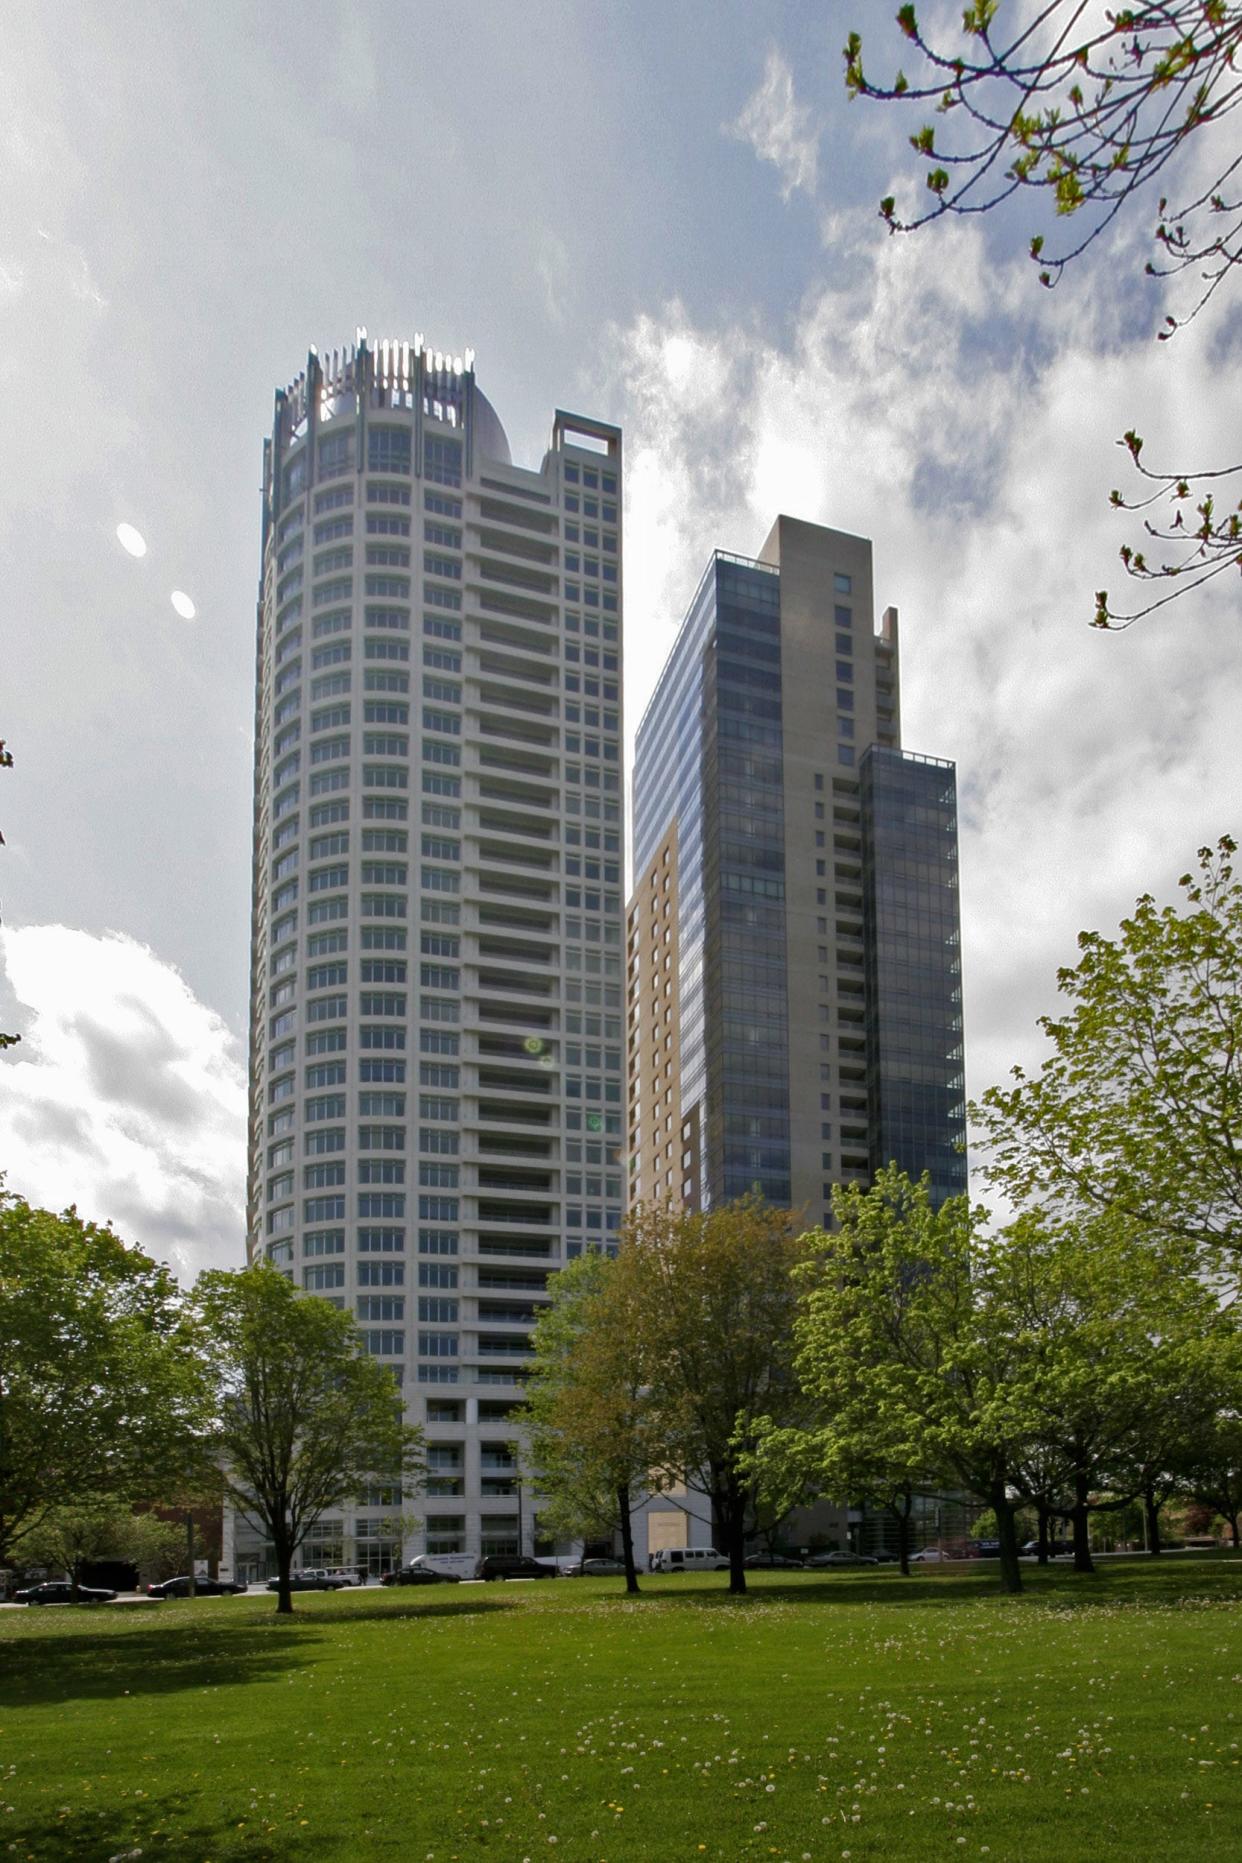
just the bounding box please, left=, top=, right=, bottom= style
left=650, top=1547, right=730, bottom=1574
left=408, top=1553, right=478, bottom=1582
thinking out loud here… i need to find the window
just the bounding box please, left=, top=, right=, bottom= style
left=419, top=1229, right=458, bottom=1255
left=424, top=435, right=462, bottom=486
left=318, top=431, right=354, bottom=478
left=358, top=1261, right=404, bottom=1286
left=418, top=1331, right=458, bottom=1357
left=418, top=1297, right=458, bottom=1322
left=357, top=1295, right=405, bottom=1320
left=303, top=1264, right=345, bottom=1291
left=418, top=1262, right=458, bottom=1288
left=368, top=427, right=412, bottom=474
left=833, top=572, right=852, bottom=594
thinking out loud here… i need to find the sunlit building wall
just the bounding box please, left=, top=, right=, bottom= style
left=246, top=332, right=624, bottom=1573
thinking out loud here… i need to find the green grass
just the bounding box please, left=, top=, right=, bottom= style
left=2, top=1559, right=1240, bottom=1861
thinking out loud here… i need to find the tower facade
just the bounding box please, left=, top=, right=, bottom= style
left=247, top=332, right=624, bottom=1572
left=628, top=516, right=965, bottom=1225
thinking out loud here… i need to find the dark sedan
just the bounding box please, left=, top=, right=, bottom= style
left=147, top=1575, right=248, bottom=1598
left=476, top=1554, right=558, bottom=1581
left=266, top=1571, right=350, bottom=1593
left=743, top=1552, right=805, bottom=1569
left=14, top=1581, right=117, bottom=1605
left=381, top=1565, right=453, bottom=1586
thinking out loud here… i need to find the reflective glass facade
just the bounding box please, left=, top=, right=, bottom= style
left=630, top=519, right=966, bottom=1222
left=860, top=746, right=966, bottom=1204
left=702, top=560, right=791, bottom=1201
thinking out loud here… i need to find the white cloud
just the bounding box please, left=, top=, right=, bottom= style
left=0, top=926, right=246, bottom=1283
left=605, top=211, right=1240, bottom=1171
left=728, top=47, right=820, bottom=201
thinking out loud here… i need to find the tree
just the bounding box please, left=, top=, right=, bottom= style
left=520, top=1251, right=656, bottom=1594
left=0, top=1194, right=210, bottom=1571
left=754, top=1411, right=926, bottom=1575
left=617, top=1196, right=809, bottom=1595
left=973, top=837, right=1242, bottom=1259
left=793, top=1170, right=1049, bottom=1595
left=999, top=1209, right=1224, bottom=1572
left=195, top=1265, right=423, bottom=1615
left=844, top=3, right=1242, bottom=626
left=18, top=1502, right=183, bottom=1591
left=1183, top=1410, right=1242, bottom=1543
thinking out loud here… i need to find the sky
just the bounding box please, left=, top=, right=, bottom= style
left=2, top=1, right=1238, bottom=1281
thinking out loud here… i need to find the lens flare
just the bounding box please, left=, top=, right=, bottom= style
left=116, top=522, right=147, bottom=558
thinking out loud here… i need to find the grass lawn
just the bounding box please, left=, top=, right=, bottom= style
left=2, top=1557, right=1239, bottom=1862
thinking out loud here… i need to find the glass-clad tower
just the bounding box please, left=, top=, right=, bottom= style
left=628, top=516, right=965, bottom=1222
left=247, top=332, right=624, bottom=1573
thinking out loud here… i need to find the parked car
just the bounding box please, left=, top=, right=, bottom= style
left=475, top=1554, right=559, bottom=1581
left=381, top=1564, right=455, bottom=1587
left=1019, top=1540, right=1073, bottom=1558
left=806, top=1550, right=877, bottom=1567
left=649, top=1547, right=730, bottom=1574
left=909, top=1548, right=949, bottom=1563
left=147, top=1575, right=247, bottom=1598
left=743, top=1552, right=805, bottom=1569
left=565, top=1556, right=628, bottom=1577
left=265, top=1570, right=350, bottom=1593
left=14, top=1580, right=117, bottom=1605
left=324, top=1568, right=366, bottom=1587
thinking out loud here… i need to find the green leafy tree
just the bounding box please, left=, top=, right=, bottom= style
left=973, top=838, right=1242, bottom=1259
left=1000, top=1210, right=1224, bottom=1571
left=617, top=1196, right=809, bottom=1595
left=19, top=1502, right=183, bottom=1591
left=793, top=1170, right=1045, bottom=1594
left=0, top=1194, right=210, bottom=1570
left=844, top=2, right=1242, bottom=626
left=520, top=1251, right=657, bottom=1594
left=195, top=1265, right=424, bottom=1615
left=1183, top=1410, right=1242, bottom=1544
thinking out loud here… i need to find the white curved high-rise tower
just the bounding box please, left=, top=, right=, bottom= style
left=246, top=333, right=624, bottom=1573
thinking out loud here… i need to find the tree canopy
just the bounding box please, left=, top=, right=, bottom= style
left=845, top=2, right=1242, bottom=626
left=616, top=1196, right=809, bottom=1595
left=194, top=1264, right=423, bottom=1613
left=973, top=837, right=1242, bottom=1259
left=520, top=1250, right=655, bottom=1593
left=0, top=1194, right=210, bottom=1572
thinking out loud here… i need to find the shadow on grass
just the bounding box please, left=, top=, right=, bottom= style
left=586, top=1556, right=1242, bottom=1614
left=290, top=1593, right=516, bottom=1630
left=4, top=1788, right=323, bottom=1863
left=0, top=1593, right=517, bottom=1710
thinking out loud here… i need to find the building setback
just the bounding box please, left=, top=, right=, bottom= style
left=628, top=515, right=966, bottom=1228
left=245, top=333, right=624, bottom=1573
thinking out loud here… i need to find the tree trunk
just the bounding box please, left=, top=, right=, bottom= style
left=1144, top=1487, right=1162, bottom=1557
left=894, top=1496, right=912, bottom=1577
left=617, top=1484, right=640, bottom=1596
left=185, top=1512, right=197, bottom=1599
left=1035, top=1500, right=1051, bottom=1566
left=272, top=1522, right=295, bottom=1616
left=1071, top=1470, right=1096, bottom=1574
left=993, top=1487, right=1023, bottom=1595
left=717, top=1481, right=747, bottom=1595
left=1227, top=1511, right=1239, bottom=1548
